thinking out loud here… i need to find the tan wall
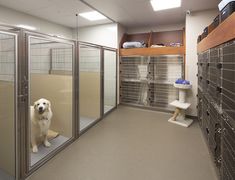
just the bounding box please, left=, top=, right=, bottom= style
left=0, top=81, right=15, bottom=176
left=30, top=74, right=73, bottom=137
left=80, top=72, right=100, bottom=119
left=31, top=72, right=101, bottom=134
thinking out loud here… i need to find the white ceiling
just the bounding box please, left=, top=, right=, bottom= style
left=0, top=0, right=220, bottom=28
left=0, top=0, right=113, bottom=27
left=84, top=0, right=221, bottom=28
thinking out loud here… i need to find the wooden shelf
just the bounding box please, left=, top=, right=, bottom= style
left=119, top=46, right=185, bottom=56
left=150, top=30, right=183, bottom=47
left=119, top=32, right=151, bottom=48
left=119, top=29, right=185, bottom=56
left=198, top=12, right=235, bottom=53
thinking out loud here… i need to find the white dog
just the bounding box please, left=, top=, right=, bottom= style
left=31, top=98, right=53, bottom=153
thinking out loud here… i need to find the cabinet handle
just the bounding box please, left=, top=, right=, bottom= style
left=217, top=128, right=222, bottom=133
left=216, top=87, right=222, bottom=93
left=223, top=116, right=235, bottom=132
left=217, top=63, right=222, bottom=69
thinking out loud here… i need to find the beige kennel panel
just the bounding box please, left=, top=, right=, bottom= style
left=104, top=49, right=117, bottom=114
left=25, top=34, right=77, bottom=174
left=79, top=43, right=101, bottom=132
left=0, top=31, right=17, bottom=180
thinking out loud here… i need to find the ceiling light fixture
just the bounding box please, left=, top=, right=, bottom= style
left=16, top=24, right=36, bottom=30
left=150, top=0, right=181, bottom=11
left=79, top=11, right=107, bottom=21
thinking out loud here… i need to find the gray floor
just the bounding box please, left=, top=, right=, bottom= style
left=0, top=169, right=14, bottom=180
left=27, top=106, right=218, bottom=180
left=31, top=135, right=69, bottom=166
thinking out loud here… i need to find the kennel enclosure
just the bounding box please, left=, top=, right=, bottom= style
left=0, top=25, right=118, bottom=180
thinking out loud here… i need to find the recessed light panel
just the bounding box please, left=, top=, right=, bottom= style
left=150, top=0, right=181, bottom=11
left=79, top=11, right=107, bottom=21
left=16, top=24, right=36, bottom=30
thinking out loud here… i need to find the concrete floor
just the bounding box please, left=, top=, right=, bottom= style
left=27, top=106, right=218, bottom=180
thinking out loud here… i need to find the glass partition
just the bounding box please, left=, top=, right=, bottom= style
left=0, top=31, right=16, bottom=180
left=104, top=50, right=116, bottom=114
left=79, top=44, right=101, bottom=132
left=28, top=36, right=74, bottom=168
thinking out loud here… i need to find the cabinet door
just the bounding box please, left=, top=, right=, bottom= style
left=149, top=55, right=183, bottom=110
left=221, top=118, right=235, bottom=180
left=120, top=56, right=149, bottom=106
left=221, top=41, right=235, bottom=123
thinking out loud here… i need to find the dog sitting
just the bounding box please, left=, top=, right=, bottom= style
left=31, top=98, right=53, bottom=153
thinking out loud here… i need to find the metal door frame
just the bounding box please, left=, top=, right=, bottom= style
left=20, top=31, right=78, bottom=178
left=0, top=27, right=20, bottom=180
left=102, top=48, right=118, bottom=117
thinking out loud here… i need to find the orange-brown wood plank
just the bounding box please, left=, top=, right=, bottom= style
left=119, top=46, right=185, bottom=56
left=198, top=12, right=235, bottom=53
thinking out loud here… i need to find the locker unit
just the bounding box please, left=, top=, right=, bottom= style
left=198, top=40, right=235, bottom=179
left=120, top=55, right=183, bottom=111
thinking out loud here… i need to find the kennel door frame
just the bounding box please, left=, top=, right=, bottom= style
left=77, top=42, right=118, bottom=134
left=0, top=28, right=19, bottom=180
left=22, top=31, right=78, bottom=177
left=102, top=48, right=118, bottom=116
left=78, top=42, right=103, bottom=134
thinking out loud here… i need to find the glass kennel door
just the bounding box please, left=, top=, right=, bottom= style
left=27, top=35, right=75, bottom=170
left=0, top=30, right=17, bottom=180
left=79, top=43, right=101, bottom=132
left=103, top=49, right=117, bottom=114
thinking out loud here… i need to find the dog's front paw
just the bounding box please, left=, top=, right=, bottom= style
left=32, top=146, right=38, bottom=153
left=44, top=140, right=51, bottom=147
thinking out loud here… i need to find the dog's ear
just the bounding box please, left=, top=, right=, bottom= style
left=47, top=101, right=51, bottom=108
left=34, top=102, right=37, bottom=109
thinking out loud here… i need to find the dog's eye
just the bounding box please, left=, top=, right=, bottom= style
left=43, top=102, right=46, bottom=105
left=37, top=103, right=39, bottom=106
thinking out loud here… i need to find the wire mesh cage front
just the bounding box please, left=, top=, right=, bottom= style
left=0, top=33, right=15, bottom=82
left=120, top=55, right=183, bottom=110
left=221, top=41, right=235, bottom=125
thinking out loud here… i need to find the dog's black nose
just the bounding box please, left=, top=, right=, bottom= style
left=39, top=107, right=43, bottom=111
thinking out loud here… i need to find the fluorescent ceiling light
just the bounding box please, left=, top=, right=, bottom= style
left=150, top=0, right=181, bottom=11
left=79, top=11, right=107, bottom=21
left=16, top=24, right=36, bottom=30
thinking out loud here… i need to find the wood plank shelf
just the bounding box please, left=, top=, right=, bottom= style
left=119, top=30, right=185, bottom=56
left=119, top=46, right=185, bottom=56
left=198, top=12, right=235, bottom=53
